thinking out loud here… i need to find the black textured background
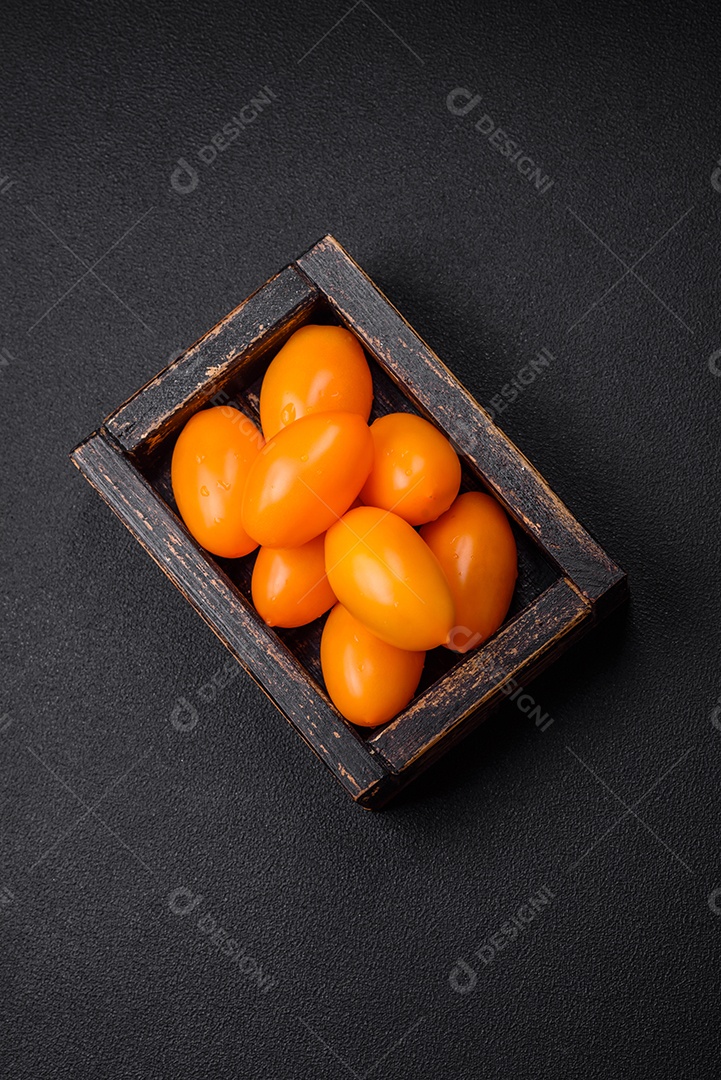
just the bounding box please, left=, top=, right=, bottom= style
left=2, top=1, right=720, bottom=1076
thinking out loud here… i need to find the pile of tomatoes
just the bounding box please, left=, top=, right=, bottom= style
left=171, top=324, right=518, bottom=727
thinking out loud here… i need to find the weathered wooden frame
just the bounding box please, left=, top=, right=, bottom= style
left=71, top=235, right=627, bottom=808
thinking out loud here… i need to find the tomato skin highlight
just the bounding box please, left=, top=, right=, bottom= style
left=171, top=406, right=263, bottom=558
left=420, top=491, right=518, bottom=652
left=325, top=506, right=455, bottom=651
left=241, top=411, right=374, bottom=548
left=360, top=413, right=461, bottom=525
left=321, top=604, right=425, bottom=727
left=260, top=324, right=373, bottom=440
left=251, top=535, right=336, bottom=628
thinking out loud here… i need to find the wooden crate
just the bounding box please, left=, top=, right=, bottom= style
left=71, top=235, right=627, bottom=808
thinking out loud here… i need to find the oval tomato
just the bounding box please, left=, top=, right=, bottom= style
left=241, top=411, right=373, bottom=548
left=260, top=324, right=373, bottom=440
left=360, top=412, right=461, bottom=525
left=251, top=534, right=336, bottom=628
left=321, top=604, right=425, bottom=727
left=324, top=506, right=455, bottom=650
left=171, top=406, right=263, bottom=558
left=420, top=491, right=517, bottom=652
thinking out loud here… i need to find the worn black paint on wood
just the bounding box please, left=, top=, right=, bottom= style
left=105, top=266, right=319, bottom=457
left=71, top=431, right=391, bottom=807
left=369, top=578, right=590, bottom=771
left=71, top=236, right=627, bottom=808
left=298, top=237, right=626, bottom=610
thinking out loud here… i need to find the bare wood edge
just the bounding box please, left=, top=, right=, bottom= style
left=295, top=235, right=628, bottom=607
left=69, top=431, right=391, bottom=805
left=105, top=265, right=319, bottom=455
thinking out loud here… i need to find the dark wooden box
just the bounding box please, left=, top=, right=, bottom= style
left=71, top=236, right=627, bottom=808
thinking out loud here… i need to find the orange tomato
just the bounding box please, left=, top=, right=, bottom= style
left=241, top=411, right=373, bottom=548
left=324, top=506, right=455, bottom=650
left=251, top=535, right=336, bottom=628
left=260, top=324, right=373, bottom=440
left=171, top=406, right=263, bottom=558
left=321, top=604, right=425, bottom=727
left=420, top=491, right=517, bottom=652
left=360, top=412, right=461, bottom=525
